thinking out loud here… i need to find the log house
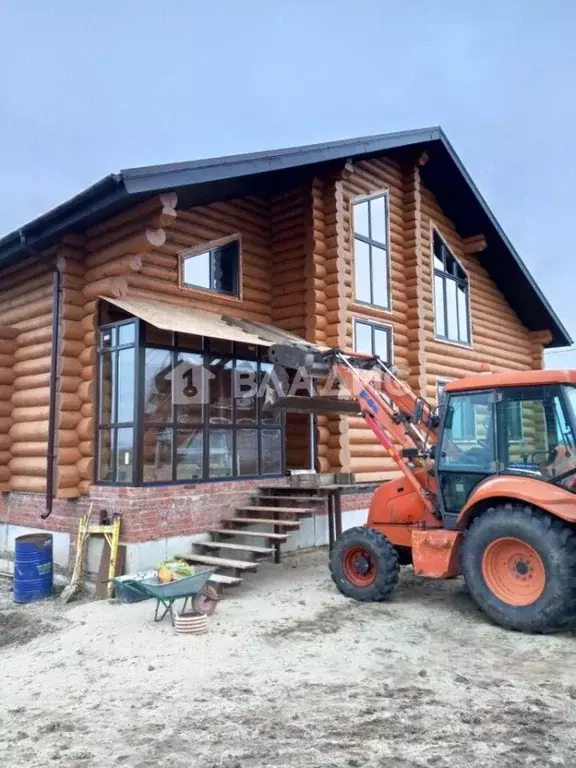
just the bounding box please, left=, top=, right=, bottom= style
left=0, top=128, right=569, bottom=569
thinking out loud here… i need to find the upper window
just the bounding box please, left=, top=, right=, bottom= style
left=353, top=194, right=389, bottom=309
left=181, top=237, right=240, bottom=297
left=354, top=319, right=392, bottom=364
left=433, top=231, right=470, bottom=345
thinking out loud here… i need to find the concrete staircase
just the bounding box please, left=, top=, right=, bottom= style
left=176, top=486, right=326, bottom=589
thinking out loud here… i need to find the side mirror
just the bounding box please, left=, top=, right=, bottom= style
left=414, top=400, right=424, bottom=425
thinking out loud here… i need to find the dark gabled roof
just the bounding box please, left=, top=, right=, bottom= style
left=0, top=126, right=570, bottom=346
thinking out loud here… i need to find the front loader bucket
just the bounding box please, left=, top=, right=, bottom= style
left=268, top=344, right=331, bottom=376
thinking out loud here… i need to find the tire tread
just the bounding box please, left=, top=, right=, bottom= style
left=330, top=526, right=399, bottom=602
left=463, top=505, right=576, bottom=632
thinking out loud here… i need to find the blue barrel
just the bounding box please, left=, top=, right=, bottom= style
left=13, top=533, right=53, bottom=603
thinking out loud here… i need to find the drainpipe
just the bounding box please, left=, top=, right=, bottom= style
left=18, top=232, right=62, bottom=519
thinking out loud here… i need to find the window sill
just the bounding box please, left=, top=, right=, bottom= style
left=95, top=474, right=285, bottom=488
left=351, top=302, right=393, bottom=318
left=433, top=335, right=473, bottom=351
left=179, top=283, right=242, bottom=304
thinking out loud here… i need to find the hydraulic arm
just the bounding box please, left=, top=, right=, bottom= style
left=268, top=345, right=439, bottom=514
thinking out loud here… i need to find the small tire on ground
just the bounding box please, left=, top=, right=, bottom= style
left=330, top=526, right=399, bottom=602
left=462, top=504, right=576, bottom=633
left=193, top=584, right=219, bottom=615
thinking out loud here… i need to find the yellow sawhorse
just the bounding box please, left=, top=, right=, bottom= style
left=71, top=510, right=121, bottom=599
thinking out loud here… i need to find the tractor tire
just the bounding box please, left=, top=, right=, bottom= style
left=330, top=526, right=399, bottom=602
left=462, top=504, right=576, bottom=633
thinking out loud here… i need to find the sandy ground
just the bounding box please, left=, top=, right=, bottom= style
left=1, top=549, right=576, bottom=768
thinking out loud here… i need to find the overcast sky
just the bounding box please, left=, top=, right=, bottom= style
left=0, top=1, right=574, bottom=364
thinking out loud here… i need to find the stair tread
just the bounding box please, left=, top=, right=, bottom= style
left=211, top=528, right=289, bottom=541
left=256, top=495, right=325, bottom=503
left=238, top=505, right=315, bottom=514
left=209, top=573, right=243, bottom=586
left=223, top=516, right=300, bottom=528
left=200, top=541, right=274, bottom=555
left=175, top=553, right=259, bottom=571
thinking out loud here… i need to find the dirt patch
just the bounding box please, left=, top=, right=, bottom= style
left=265, top=600, right=381, bottom=639
left=0, top=609, right=63, bottom=649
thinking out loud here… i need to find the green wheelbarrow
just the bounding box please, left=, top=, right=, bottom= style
left=112, top=567, right=218, bottom=624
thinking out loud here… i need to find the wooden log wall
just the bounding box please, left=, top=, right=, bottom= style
left=529, top=330, right=553, bottom=370
left=418, top=180, right=537, bottom=405
left=270, top=187, right=310, bottom=469
left=305, top=179, right=330, bottom=473
left=0, top=326, right=17, bottom=489
left=0, top=257, right=55, bottom=494
left=317, top=177, right=351, bottom=475
left=132, top=195, right=273, bottom=323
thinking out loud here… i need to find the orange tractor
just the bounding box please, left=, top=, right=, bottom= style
left=269, top=345, right=576, bottom=633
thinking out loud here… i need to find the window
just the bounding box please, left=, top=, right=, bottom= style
left=433, top=231, right=470, bottom=344
left=500, top=387, right=576, bottom=477
left=354, top=319, right=392, bottom=363
left=439, top=391, right=494, bottom=470
left=96, top=318, right=284, bottom=486
left=353, top=194, right=389, bottom=309
left=97, top=320, right=137, bottom=484
left=181, top=237, right=240, bottom=297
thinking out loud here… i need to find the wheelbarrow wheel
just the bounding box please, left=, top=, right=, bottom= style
left=193, top=584, right=218, bottom=615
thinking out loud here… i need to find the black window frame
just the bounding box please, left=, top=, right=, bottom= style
left=96, top=317, right=285, bottom=487
left=352, top=192, right=390, bottom=310
left=180, top=235, right=241, bottom=298
left=433, top=230, right=471, bottom=346
left=353, top=318, right=393, bottom=364
left=96, top=317, right=139, bottom=486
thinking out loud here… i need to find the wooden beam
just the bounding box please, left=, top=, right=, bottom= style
left=462, top=234, right=487, bottom=254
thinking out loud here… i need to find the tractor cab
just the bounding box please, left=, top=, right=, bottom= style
left=437, top=372, right=576, bottom=528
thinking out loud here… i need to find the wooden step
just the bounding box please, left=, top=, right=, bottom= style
left=209, top=573, right=243, bottom=586
left=211, top=528, right=289, bottom=541
left=223, top=517, right=300, bottom=528
left=175, top=553, right=259, bottom=571
left=200, top=541, right=274, bottom=556
left=238, top=505, right=315, bottom=515
left=256, top=495, right=325, bottom=504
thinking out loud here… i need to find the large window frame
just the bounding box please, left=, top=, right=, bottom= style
left=432, top=229, right=471, bottom=346
left=352, top=192, right=390, bottom=310
left=96, top=317, right=285, bottom=487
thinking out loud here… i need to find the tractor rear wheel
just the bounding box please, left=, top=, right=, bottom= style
left=462, top=505, right=576, bottom=632
left=330, top=526, right=399, bottom=602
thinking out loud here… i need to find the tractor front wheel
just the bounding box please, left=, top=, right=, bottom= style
left=462, top=505, right=576, bottom=632
left=330, top=527, right=399, bottom=602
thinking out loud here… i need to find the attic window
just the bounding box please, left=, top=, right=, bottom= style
left=433, top=231, right=470, bottom=345
left=181, top=237, right=240, bottom=297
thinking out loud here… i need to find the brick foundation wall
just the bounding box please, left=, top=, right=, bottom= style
left=0, top=478, right=285, bottom=545
left=0, top=480, right=376, bottom=562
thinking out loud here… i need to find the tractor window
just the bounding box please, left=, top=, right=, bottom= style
left=500, top=386, right=576, bottom=481
left=438, top=391, right=494, bottom=471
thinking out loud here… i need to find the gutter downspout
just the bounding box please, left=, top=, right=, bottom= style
left=18, top=232, right=62, bottom=519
